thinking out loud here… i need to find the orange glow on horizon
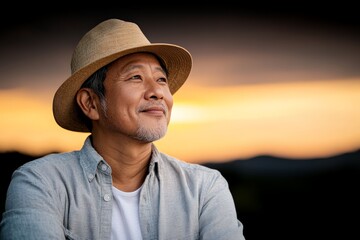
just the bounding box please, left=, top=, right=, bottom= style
left=1, top=79, right=360, bottom=163
left=156, top=79, right=360, bottom=162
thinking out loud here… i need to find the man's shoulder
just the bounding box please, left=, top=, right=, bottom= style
left=157, top=152, right=228, bottom=191
left=19, top=150, right=80, bottom=172
left=159, top=152, right=221, bottom=176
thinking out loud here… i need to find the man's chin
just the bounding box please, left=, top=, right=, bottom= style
left=134, top=126, right=168, bottom=143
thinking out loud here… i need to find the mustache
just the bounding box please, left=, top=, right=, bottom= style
left=138, top=102, right=169, bottom=115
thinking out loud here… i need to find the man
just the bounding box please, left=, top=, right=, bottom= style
left=0, top=18, right=245, bottom=239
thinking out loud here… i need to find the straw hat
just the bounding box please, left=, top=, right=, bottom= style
left=53, top=18, right=192, bottom=132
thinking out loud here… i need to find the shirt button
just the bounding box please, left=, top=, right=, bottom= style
left=103, top=194, right=111, bottom=202
left=101, top=164, right=108, bottom=171
left=88, top=173, right=94, bottom=179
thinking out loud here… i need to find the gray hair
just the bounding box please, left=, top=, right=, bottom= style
left=76, top=66, right=108, bottom=130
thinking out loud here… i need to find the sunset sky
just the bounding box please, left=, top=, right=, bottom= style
left=0, top=6, right=359, bottom=163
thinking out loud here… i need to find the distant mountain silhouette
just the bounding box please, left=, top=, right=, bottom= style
left=205, top=149, right=360, bottom=177
left=1, top=149, right=359, bottom=240
left=203, top=149, right=360, bottom=240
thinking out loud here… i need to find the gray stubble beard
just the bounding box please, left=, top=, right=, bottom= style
left=134, top=120, right=168, bottom=143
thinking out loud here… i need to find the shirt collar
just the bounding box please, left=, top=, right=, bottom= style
left=79, top=135, right=105, bottom=182
left=79, top=135, right=161, bottom=181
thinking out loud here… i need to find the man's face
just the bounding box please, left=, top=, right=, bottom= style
left=97, top=52, right=173, bottom=142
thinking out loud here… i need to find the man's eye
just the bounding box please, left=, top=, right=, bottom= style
left=158, top=77, right=167, bottom=83
left=130, top=75, right=141, bottom=80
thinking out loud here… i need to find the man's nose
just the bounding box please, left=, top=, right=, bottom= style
left=144, top=79, right=164, bottom=100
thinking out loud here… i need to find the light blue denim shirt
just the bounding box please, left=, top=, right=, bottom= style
left=0, top=136, right=245, bottom=240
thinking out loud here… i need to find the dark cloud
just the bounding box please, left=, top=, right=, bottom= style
left=1, top=4, right=359, bottom=90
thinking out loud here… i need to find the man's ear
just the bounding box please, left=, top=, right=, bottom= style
left=76, top=88, right=100, bottom=120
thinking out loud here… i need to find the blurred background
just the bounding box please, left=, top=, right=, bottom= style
left=0, top=3, right=359, bottom=239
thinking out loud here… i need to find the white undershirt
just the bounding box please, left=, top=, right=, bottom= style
left=111, top=185, right=143, bottom=240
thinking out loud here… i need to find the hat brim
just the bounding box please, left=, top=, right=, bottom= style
left=53, top=43, right=192, bottom=132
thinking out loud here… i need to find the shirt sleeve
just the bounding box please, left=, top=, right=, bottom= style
left=199, top=170, right=246, bottom=240
left=0, top=164, right=66, bottom=240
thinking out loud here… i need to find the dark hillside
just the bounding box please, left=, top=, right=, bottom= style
left=204, top=149, right=360, bottom=240
left=1, top=149, right=359, bottom=239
